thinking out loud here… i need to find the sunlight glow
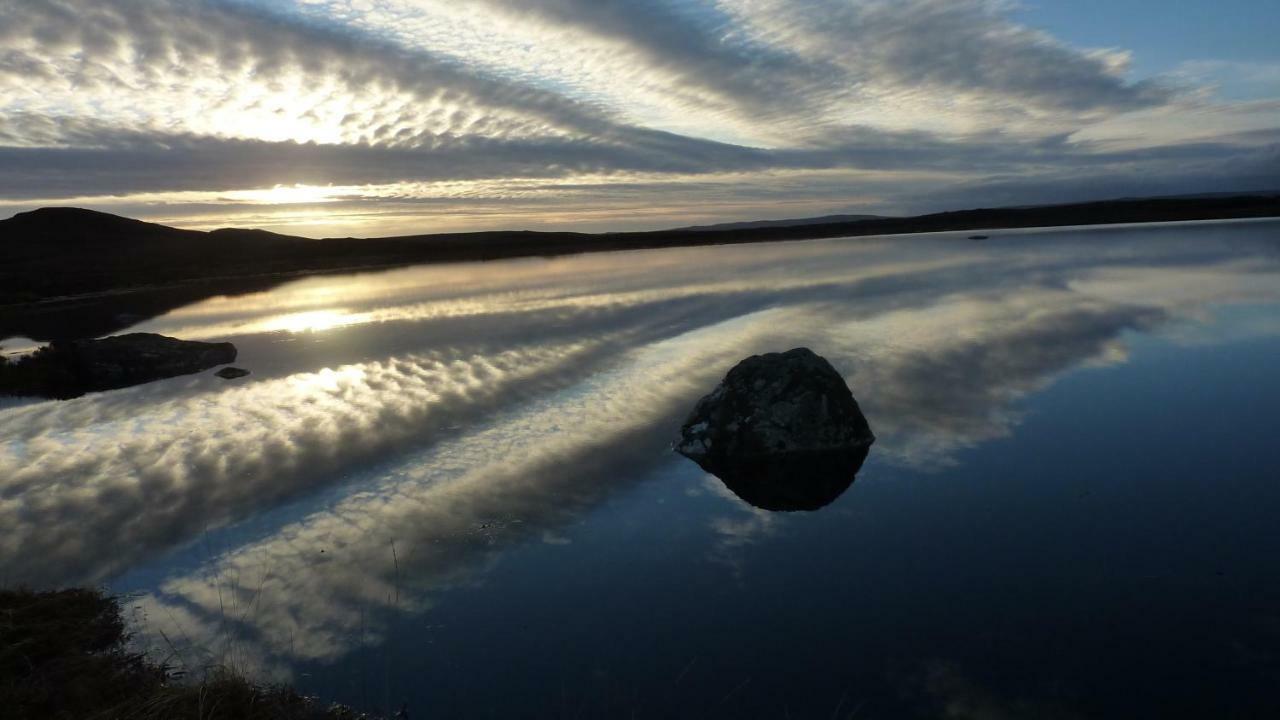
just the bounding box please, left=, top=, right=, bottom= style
left=223, top=185, right=345, bottom=205
left=265, top=310, right=363, bottom=334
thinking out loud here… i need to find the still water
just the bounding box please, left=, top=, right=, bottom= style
left=3, top=220, right=1280, bottom=718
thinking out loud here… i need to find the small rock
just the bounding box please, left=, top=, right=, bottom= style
left=215, top=366, right=250, bottom=380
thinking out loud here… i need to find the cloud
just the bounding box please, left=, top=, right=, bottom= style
left=1, top=119, right=1275, bottom=211
left=285, top=0, right=1172, bottom=139
left=715, top=0, right=1171, bottom=128
left=0, top=0, right=1170, bottom=142
left=0, top=0, right=616, bottom=146
left=916, top=137, right=1280, bottom=211
left=469, top=0, right=829, bottom=123
left=0, top=0, right=1274, bottom=230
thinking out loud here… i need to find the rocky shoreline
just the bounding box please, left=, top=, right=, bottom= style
left=0, top=333, right=238, bottom=399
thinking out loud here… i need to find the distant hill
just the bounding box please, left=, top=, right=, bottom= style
left=3, top=207, right=300, bottom=247
left=2, top=207, right=190, bottom=243
left=3, top=193, right=1279, bottom=340
left=672, top=214, right=884, bottom=232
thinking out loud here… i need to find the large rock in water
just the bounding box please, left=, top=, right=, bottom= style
left=676, top=348, right=874, bottom=511
left=0, top=333, right=237, bottom=399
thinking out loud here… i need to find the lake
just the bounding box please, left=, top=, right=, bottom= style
left=3, top=220, right=1280, bottom=718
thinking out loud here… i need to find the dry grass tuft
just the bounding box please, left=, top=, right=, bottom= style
left=0, top=588, right=382, bottom=720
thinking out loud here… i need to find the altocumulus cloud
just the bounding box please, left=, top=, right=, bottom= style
left=0, top=0, right=1276, bottom=233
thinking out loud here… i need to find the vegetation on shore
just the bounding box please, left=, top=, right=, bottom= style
left=0, top=588, right=382, bottom=720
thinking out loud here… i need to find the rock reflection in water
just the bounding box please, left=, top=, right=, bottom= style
left=698, top=445, right=871, bottom=511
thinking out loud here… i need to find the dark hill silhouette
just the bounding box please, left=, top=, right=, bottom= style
left=2, top=193, right=1278, bottom=341
left=4, top=207, right=192, bottom=241
left=672, top=213, right=884, bottom=232
left=4, top=207, right=301, bottom=249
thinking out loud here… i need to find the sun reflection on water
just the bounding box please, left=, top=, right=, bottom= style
left=264, top=310, right=364, bottom=334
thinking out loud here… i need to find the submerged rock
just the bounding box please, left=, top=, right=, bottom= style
left=215, top=366, right=251, bottom=380
left=0, top=333, right=237, bottom=399
left=676, top=347, right=874, bottom=511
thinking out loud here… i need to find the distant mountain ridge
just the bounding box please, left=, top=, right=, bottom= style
left=672, top=214, right=884, bottom=232
left=3, top=192, right=1279, bottom=341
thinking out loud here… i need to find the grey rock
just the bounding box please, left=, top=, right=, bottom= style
left=676, top=347, right=874, bottom=511
left=677, top=347, right=874, bottom=461
left=215, top=366, right=251, bottom=380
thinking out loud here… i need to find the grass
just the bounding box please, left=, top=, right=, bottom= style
left=0, top=588, right=387, bottom=720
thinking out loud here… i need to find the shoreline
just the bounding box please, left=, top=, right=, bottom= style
left=10, top=214, right=1280, bottom=312
left=3, top=194, right=1278, bottom=342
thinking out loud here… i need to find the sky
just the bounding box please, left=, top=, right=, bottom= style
left=0, top=0, right=1277, bottom=237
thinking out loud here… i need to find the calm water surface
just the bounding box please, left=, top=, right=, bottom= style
left=4, top=221, right=1280, bottom=718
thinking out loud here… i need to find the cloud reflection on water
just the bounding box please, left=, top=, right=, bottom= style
left=1, top=345, right=616, bottom=584
left=830, top=289, right=1166, bottom=467
left=136, top=309, right=799, bottom=675
left=3, top=221, right=1280, bottom=679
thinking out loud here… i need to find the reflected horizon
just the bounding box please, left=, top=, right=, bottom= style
left=4, top=220, right=1280, bottom=717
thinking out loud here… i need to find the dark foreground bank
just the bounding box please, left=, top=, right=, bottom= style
left=0, top=588, right=390, bottom=720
